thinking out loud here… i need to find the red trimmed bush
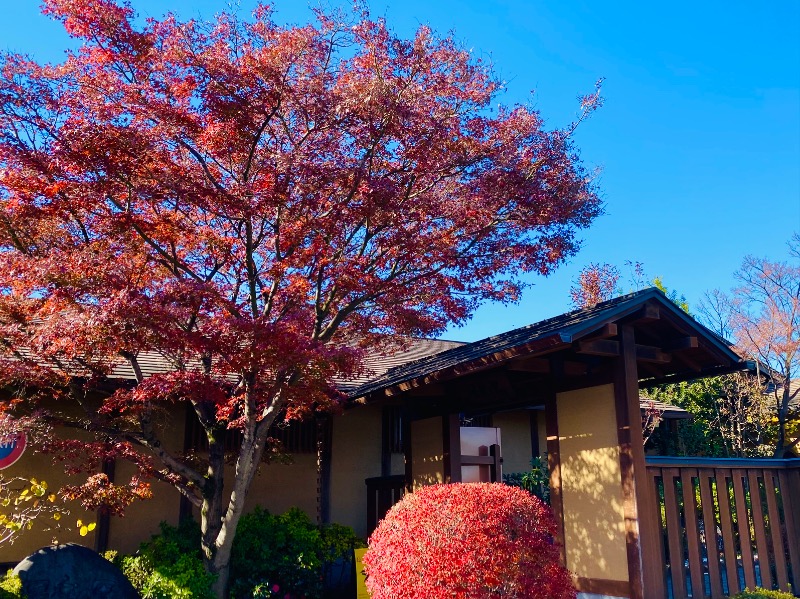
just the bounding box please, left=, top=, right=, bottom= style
left=362, top=482, right=576, bottom=599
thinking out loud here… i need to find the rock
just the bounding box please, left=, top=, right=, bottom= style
left=13, top=543, right=139, bottom=599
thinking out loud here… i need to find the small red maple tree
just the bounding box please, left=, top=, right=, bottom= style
left=0, top=1, right=601, bottom=594
left=363, top=483, right=576, bottom=599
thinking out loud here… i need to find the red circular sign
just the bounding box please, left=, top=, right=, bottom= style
left=0, top=432, right=26, bottom=469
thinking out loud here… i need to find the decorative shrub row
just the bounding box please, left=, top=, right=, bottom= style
left=108, top=508, right=364, bottom=599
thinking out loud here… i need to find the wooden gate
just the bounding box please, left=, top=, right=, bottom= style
left=645, top=457, right=800, bottom=598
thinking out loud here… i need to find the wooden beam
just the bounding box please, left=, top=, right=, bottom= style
left=595, top=323, right=618, bottom=339
left=507, top=357, right=550, bottom=373
left=635, top=344, right=671, bottom=364
left=664, top=336, right=698, bottom=351
left=635, top=303, right=660, bottom=322
left=579, top=339, right=672, bottom=365
left=407, top=384, right=446, bottom=397
left=563, top=361, right=589, bottom=376
left=578, top=338, right=620, bottom=357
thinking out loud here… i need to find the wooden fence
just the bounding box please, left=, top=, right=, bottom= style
left=645, top=457, right=800, bottom=598
left=365, top=474, right=406, bottom=537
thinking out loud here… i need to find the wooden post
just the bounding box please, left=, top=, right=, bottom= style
left=442, top=413, right=462, bottom=483
left=545, top=392, right=566, bottom=566
left=614, top=324, right=664, bottom=599
left=489, top=443, right=502, bottom=483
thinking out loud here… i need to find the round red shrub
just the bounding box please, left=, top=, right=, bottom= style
left=362, top=482, right=576, bottom=599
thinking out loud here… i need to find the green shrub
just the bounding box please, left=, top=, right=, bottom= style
left=503, top=456, right=550, bottom=503
left=113, top=518, right=215, bottom=599
left=731, top=589, right=795, bottom=599
left=230, top=507, right=364, bottom=599
left=0, top=571, right=24, bottom=599
left=111, top=509, right=364, bottom=599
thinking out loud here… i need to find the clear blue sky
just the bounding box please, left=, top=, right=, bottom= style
left=3, top=1, right=799, bottom=341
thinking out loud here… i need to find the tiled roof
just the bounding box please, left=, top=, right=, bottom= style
left=103, top=337, right=465, bottom=389
left=347, top=287, right=742, bottom=399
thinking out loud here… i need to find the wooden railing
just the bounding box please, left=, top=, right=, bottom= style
left=645, top=457, right=800, bottom=598
left=365, top=474, right=406, bottom=537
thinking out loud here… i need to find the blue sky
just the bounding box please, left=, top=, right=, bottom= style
left=3, top=1, right=799, bottom=341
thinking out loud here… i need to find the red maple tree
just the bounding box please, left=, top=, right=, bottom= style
left=0, top=1, right=601, bottom=593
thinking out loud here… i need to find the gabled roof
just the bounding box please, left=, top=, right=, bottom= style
left=348, top=287, right=745, bottom=400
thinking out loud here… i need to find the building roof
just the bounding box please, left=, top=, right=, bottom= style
left=348, top=287, right=744, bottom=400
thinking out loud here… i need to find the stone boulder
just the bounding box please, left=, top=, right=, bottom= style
left=13, top=543, right=139, bottom=599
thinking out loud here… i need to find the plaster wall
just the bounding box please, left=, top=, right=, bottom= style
left=410, top=416, right=444, bottom=489
left=0, top=435, right=99, bottom=563
left=557, top=384, right=628, bottom=583
left=329, top=404, right=383, bottom=538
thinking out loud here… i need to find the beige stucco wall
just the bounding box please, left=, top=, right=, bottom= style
left=0, top=437, right=99, bottom=564
left=410, top=416, right=444, bottom=490
left=329, top=404, right=383, bottom=538
left=557, top=384, right=628, bottom=583
left=491, top=411, right=532, bottom=474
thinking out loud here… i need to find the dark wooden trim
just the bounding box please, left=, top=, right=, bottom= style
left=489, top=444, right=502, bottom=483
left=376, top=335, right=570, bottom=397
left=530, top=410, right=540, bottom=457
left=402, top=406, right=413, bottom=492
left=93, top=456, right=115, bottom=553
left=578, top=338, right=619, bottom=357
left=545, top=392, right=566, bottom=566
left=442, top=413, right=462, bottom=483
left=574, top=576, right=631, bottom=597
left=179, top=404, right=194, bottom=522
left=316, top=416, right=332, bottom=525
left=613, top=324, right=646, bottom=599
left=380, top=406, right=392, bottom=476
left=647, top=456, right=800, bottom=468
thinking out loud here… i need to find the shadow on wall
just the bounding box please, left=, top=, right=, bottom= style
left=560, top=444, right=628, bottom=582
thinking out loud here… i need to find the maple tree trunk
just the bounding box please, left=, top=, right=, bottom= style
left=203, top=419, right=271, bottom=599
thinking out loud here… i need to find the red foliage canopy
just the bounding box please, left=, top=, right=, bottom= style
left=0, top=0, right=600, bottom=589
left=363, top=482, right=576, bottom=599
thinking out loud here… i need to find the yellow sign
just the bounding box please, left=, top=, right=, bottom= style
left=354, top=547, right=370, bottom=599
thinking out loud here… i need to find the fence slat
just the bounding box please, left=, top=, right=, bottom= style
left=649, top=468, right=668, bottom=598
left=778, top=469, right=800, bottom=591
left=664, top=468, right=688, bottom=598
left=748, top=471, right=772, bottom=590
left=646, top=459, right=800, bottom=599
left=698, top=469, right=724, bottom=598
left=732, top=469, right=756, bottom=590
left=764, top=470, right=790, bottom=591
left=715, top=469, right=740, bottom=596
left=681, top=469, right=705, bottom=598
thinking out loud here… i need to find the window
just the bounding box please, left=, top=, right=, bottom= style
left=185, top=410, right=317, bottom=454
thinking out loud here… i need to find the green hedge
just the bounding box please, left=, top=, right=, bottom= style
left=107, top=507, right=364, bottom=599
left=731, top=589, right=796, bottom=599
